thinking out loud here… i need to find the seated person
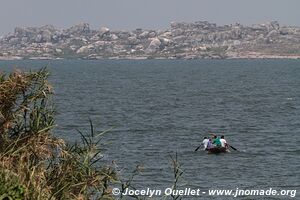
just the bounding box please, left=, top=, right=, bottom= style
left=220, top=135, right=228, bottom=149
left=206, top=138, right=214, bottom=150
left=202, top=137, right=209, bottom=150
left=212, top=135, right=222, bottom=147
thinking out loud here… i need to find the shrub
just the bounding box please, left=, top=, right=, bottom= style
left=0, top=69, right=117, bottom=199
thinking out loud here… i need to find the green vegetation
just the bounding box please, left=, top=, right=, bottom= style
left=0, top=69, right=117, bottom=199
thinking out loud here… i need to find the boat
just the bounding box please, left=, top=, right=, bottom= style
left=206, top=147, right=227, bottom=154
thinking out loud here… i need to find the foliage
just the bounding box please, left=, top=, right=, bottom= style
left=0, top=170, right=26, bottom=200
left=0, top=69, right=117, bottom=199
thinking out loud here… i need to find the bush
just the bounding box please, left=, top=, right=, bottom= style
left=0, top=69, right=117, bottom=199
left=0, top=170, right=26, bottom=200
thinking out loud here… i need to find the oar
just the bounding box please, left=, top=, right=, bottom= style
left=194, top=144, right=202, bottom=152
left=229, top=145, right=238, bottom=151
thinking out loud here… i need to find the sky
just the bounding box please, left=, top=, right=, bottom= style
left=0, top=0, right=300, bottom=35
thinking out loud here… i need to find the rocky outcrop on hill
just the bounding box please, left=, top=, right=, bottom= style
left=1, top=21, right=300, bottom=60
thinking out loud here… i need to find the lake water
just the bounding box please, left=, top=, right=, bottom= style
left=1, top=59, right=299, bottom=199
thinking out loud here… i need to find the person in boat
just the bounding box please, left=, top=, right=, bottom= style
left=212, top=135, right=222, bottom=147
left=202, top=137, right=209, bottom=150
left=207, top=138, right=214, bottom=149
left=220, top=135, right=228, bottom=149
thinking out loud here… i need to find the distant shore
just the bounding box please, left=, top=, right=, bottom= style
left=1, top=21, right=300, bottom=60
left=1, top=55, right=299, bottom=61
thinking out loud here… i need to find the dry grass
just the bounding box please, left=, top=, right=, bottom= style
left=0, top=69, right=117, bottom=200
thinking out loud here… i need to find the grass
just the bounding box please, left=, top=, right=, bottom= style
left=0, top=69, right=118, bottom=199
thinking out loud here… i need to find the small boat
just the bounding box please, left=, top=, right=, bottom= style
left=206, top=147, right=227, bottom=154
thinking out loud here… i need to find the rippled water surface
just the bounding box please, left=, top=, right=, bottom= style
left=1, top=59, right=299, bottom=199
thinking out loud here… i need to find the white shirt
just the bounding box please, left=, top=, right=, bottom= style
left=202, top=138, right=209, bottom=149
left=220, top=138, right=227, bottom=147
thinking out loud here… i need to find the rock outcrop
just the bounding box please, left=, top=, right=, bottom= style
left=1, top=21, right=300, bottom=60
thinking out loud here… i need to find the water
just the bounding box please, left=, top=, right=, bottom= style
left=1, top=59, right=299, bottom=199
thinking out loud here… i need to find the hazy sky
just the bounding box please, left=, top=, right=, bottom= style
left=0, top=0, right=299, bottom=35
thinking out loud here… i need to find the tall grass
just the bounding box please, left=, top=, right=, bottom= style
left=0, top=69, right=117, bottom=199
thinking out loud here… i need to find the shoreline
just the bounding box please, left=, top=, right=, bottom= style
left=1, top=55, right=300, bottom=61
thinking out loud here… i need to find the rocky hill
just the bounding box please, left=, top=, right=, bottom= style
left=1, top=21, right=300, bottom=60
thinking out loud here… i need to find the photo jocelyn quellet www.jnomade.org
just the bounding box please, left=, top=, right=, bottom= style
left=114, top=187, right=296, bottom=198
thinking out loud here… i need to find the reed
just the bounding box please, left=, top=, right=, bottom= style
left=0, top=69, right=117, bottom=199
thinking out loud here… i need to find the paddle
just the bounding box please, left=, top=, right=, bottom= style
left=229, top=145, right=238, bottom=151
left=194, top=144, right=202, bottom=152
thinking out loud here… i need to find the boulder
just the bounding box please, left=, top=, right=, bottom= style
left=69, top=45, right=77, bottom=51
left=67, top=23, right=90, bottom=35
left=99, top=27, right=110, bottom=37
left=256, top=34, right=267, bottom=43
left=42, top=30, right=53, bottom=43
left=148, top=31, right=157, bottom=38
left=139, top=31, right=149, bottom=39
left=159, top=37, right=172, bottom=46
left=232, top=28, right=243, bottom=39
left=8, top=37, right=19, bottom=45
left=40, top=25, right=56, bottom=32
left=170, top=21, right=179, bottom=29
left=134, top=44, right=144, bottom=50
left=171, top=28, right=184, bottom=37
left=94, top=41, right=106, bottom=46
left=76, top=44, right=95, bottom=54
left=14, top=27, right=37, bottom=39
left=268, top=21, right=280, bottom=31
left=170, top=22, right=187, bottom=29
left=112, top=45, right=127, bottom=54
left=159, top=31, right=172, bottom=38
left=251, top=24, right=267, bottom=31
left=215, top=32, right=232, bottom=41
left=14, top=27, right=27, bottom=37
left=146, top=37, right=161, bottom=53
left=111, top=34, right=118, bottom=40
left=173, top=35, right=186, bottom=43
left=266, top=30, right=279, bottom=38
left=233, top=40, right=241, bottom=46
left=127, top=36, right=139, bottom=45
left=279, top=27, right=297, bottom=35
left=133, top=28, right=143, bottom=35
left=21, top=37, right=29, bottom=43
left=51, top=34, right=60, bottom=43
left=35, top=34, right=43, bottom=43
left=55, top=48, right=62, bottom=53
